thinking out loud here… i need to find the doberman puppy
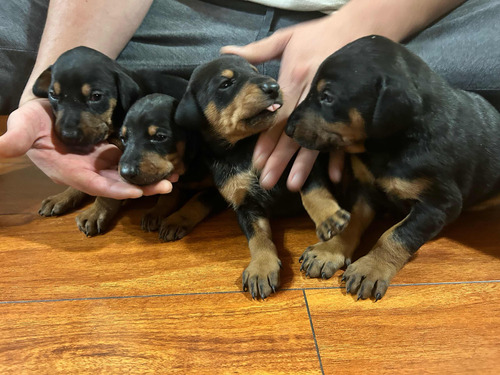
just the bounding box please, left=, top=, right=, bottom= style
left=286, top=35, right=500, bottom=301
left=33, top=46, right=186, bottom=236
left=174, top=54, right=351, bottom=299
left=119, top=93, right=225, bottom=241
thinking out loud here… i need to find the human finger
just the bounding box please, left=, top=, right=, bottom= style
left=259, top=133, right=300, bottom=190
left=286, top=147, right=320, bottom=191
left=0, top=99, right=52, bottom=158
left=328, top=149, right=345, bottom=183
left=220, top=28, right=293, bottom=64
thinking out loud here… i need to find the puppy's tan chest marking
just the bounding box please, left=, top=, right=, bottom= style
left=219, top=169, right=258, bottom=208
left=351, top=156, right=430, bottom=200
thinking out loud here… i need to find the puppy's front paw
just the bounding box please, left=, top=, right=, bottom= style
left=75, top=208, right=113, bottom=237
left=158, top=214, right=193, bottom=242
left=316, top=208, right=350, bottom=241
left=242, top=256, right=282, bottom=300
left=39, top=194, right=81, bottom=217
left=342, top=255, right=397, bottom=301
left=141, top=211, right=163, bottom=232
left=299, top=241, right=347, bottom=279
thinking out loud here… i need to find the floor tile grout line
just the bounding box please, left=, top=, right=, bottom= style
left=1, top=279, right=499, bottom=305
left=302, top=289, right=325, bottom=375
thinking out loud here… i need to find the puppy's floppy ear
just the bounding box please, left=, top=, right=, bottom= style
left=32, top=66, right=52, bottom=97
left=114, top=67, right=142, bottom=111
left=174, top=85, right=206, bottom=129
left=370, top=75, right=422, bottom=138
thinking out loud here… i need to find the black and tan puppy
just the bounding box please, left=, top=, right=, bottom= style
left=119, top=93, right=225, bottom=241
left=286, top=35, right=500, bottom=301
left=175, top=55, right=351, bottom=299
left=33, top=46, right=186, bottom=236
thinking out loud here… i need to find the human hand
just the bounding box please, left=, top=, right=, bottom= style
left=222, top=15, right=356, bottom=190
left=0, top=98, right=177, bottom=199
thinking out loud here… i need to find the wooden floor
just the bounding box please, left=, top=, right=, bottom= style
left=1, top=115, right=499, bottom=374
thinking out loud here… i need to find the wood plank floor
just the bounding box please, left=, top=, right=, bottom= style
left=1, top=116, right=499, bottom=374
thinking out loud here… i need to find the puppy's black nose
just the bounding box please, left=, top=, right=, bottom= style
left=260, top=81, right=280, bottom=99
left=120, top=164, right=139, bottom=181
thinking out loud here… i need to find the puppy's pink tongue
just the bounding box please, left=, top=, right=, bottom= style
left=266, top=103, right=281, bottom=112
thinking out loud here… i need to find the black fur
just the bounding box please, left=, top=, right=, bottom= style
left=175, top=55, right=350, bottom=299
left=119, top=93, right=225, bottom=242
left=33, top=46, right=186, bottom=148
left=286, top=35, right=500, bottom=300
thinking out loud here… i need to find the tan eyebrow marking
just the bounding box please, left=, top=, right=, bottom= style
left=221, top=69, right=234, bottom=79
left=82, top=83, right=91, bottom=97
left=148, top=125, right=159, bottom=136
left=53, top=81, right=61, bottom=95
left=317, top=79, right=326, bottom=93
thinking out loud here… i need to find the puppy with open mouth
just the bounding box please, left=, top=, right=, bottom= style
left=175, top=54, right=351, bottom=299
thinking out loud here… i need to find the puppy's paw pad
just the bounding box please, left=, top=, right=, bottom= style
left=316, top=209, right=350, bottom=241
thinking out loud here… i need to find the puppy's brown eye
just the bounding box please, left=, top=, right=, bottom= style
left=152, top=133, right=168, bottom=143
left=120, top=135, right=127, bottom=145
left=89, top=92, right=103, bottom=102
left=320, top=90, right=334, bottom=104
left=219, top=79, right=234, bottom=90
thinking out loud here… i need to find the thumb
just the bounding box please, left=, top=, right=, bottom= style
left=221, top=28, right=293, bottom=64
left=0, top=99, right=52, bottom=158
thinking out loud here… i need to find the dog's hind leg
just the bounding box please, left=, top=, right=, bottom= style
left=158, top=187, right=225, bottom=242
left=141, top=186, right=182, bottom=232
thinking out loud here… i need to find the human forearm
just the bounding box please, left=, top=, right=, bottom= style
left=331, top=0, right=466, bottom=43
left=20, top=0, right=153, bottom=105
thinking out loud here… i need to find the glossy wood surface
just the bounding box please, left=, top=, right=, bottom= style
left=1, top=116, right=499, bottom=374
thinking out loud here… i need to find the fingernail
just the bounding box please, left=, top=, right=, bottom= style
left=260, top=172, right=273, bottom=189
left=289, top=173, right=303, bottom=191
left=157, top=181, right=173, bottom=194
left=253, top=154, right=266, bottom=170
left=331, top=169, right=342, bottom=183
